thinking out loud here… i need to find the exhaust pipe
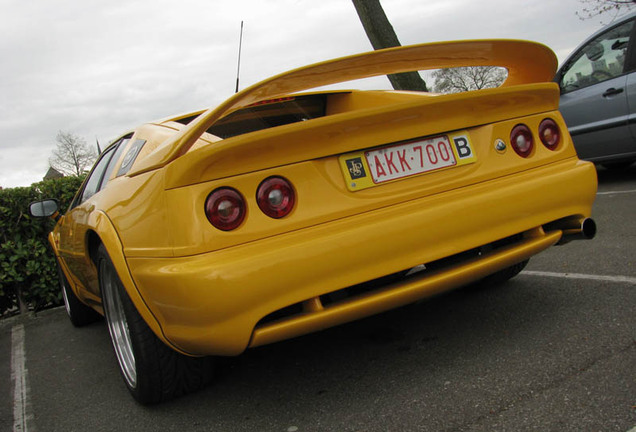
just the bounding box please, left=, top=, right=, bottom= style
left=555, top=217, right=597, bottom=245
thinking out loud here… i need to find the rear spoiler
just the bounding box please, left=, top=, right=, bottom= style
left=129, top=39, right=557, bottom=176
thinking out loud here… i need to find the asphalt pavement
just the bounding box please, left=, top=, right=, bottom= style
left=2, top=164, right=635, bottom=432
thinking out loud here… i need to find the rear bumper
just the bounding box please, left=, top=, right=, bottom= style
left=126, top=158, right=597, bottom=356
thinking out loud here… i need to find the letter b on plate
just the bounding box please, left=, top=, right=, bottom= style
left=453, top=136, right=473, bottom=159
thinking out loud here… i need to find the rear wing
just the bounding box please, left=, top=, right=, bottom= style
left=129, top=39, right=557, bottom=176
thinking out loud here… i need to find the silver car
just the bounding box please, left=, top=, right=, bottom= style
left=556, top=11, right=636, bottom=168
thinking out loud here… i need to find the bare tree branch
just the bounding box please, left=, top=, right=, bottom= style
left=432, top=67, right=507, bottom=94
left=49, top=131, right=97, bottom=176
left=577, top=0, right=636, bottom=21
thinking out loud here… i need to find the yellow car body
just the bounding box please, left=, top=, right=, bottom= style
left=45, top=40, right=596, bottom=399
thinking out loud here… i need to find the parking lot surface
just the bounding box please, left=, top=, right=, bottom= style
left=2, top=165, right=635, bottom=432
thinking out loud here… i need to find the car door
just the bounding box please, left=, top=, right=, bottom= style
left=625, top=69, right=636, bottom=151
left=58, top=138, right=129, bottom=297
left=557, top=18, right=636, bottom=162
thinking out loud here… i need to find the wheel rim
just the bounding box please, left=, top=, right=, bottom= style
left=101, top=260, right=137, bottom=389
left=57, top=264, right=73, bottom=318
left=60, top=279, right=72, bottom=317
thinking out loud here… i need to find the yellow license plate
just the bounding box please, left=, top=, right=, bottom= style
left=339, top=131, right=477, bottom=191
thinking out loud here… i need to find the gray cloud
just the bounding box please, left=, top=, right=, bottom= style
left=0, top=0, right=607, bottom=187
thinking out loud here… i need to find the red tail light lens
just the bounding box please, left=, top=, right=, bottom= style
left=539, top=118, right=560, bottom=150
left=510, top=124, right=533, bottom=157
left=257, top=176, right=295, bottom=218
left=205, top=188, right=246, bottom=231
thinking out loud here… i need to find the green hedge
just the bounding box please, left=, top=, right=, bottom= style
left=0, top=175, right=85, bottom=317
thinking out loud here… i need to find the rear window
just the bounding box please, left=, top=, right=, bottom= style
left=176, top=94, right=327, bottom=139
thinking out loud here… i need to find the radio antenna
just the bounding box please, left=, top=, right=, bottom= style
left=235, top=21, right=244, bottom=93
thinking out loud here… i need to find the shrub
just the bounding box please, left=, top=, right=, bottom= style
left=0, top=175, right=84, bottom=316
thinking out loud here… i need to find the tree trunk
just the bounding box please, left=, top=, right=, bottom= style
left=16, top=286, right=28, bottom=315
left=352, top=0, right=428, bottom=92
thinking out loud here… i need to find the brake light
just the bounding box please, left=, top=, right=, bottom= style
left=510, top=124, right=533, bottom=158
left=257, top=176, right=295, bottom=218
left=539, top=118, right=560, bottom=151
left=205, top=188, right=246, bottom=231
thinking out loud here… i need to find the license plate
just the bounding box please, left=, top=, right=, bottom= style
left=366, top=136, right=457, bottom=183
left=339, top=132, right=477, bottom=191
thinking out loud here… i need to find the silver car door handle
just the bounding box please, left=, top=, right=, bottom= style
left=602, top=87, right=624, bottom=97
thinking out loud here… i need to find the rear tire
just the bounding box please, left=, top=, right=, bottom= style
left=97, top=245, right=213, bottom=404
left=600, top=160, right=634, bottom=170
left=57, top=260, right=101, bottom=327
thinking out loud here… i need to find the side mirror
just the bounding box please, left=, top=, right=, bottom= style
left=29, top=199, right=60, bottom=218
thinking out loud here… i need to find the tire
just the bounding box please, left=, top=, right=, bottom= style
left=57, top=260, right=101, bottom=327
left=600, top=160, right=634, bottom=170
left=97, top=245, right=213, bottom=405
left=474, top=259, right=529, bottom=289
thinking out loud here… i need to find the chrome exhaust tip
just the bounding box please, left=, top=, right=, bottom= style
left=557, top=217, right=597, bottom=245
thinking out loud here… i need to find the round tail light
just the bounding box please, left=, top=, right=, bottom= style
left=257, top=176, right=295, bottom=219
left=205, top=188, right=246, bottom=231
left=510, top=124, right=533, bottom=157
left=539, top=118, right=560, bottom=150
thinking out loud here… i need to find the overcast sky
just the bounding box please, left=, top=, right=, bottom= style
left=0, top=0, right=625, bottom=188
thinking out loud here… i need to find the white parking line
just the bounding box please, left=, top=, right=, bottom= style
left=524, top=269, right=635, bottom=432
left=597, top=189, right=636, bottom=196
left=522, top=270, right=636, bottom=285
left=11, top=324, right=33, bottom=432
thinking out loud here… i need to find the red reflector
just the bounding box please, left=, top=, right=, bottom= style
left=257, top=177, right=295, bottom=219
left=205, top=188, right=246, bottom=231
left=539, top=118, right=560, bottom=150
left=510, top=124, right=533, bottom=158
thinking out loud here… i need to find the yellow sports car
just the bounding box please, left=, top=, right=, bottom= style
left=30, top=40, right=597, bottom=404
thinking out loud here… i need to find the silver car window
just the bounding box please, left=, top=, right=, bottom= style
left=560, top=19, right=634, bottom=94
